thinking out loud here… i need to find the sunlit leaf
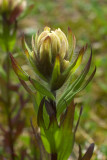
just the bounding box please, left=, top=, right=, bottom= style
left=71, top=44, right=88, bottom=74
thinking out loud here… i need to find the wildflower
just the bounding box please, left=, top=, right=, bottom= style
left=35, top=27, right=69, bottom=78
left=0, top=0, right=26, bottom=13
left=0, top=0, right=26, bottom=23
left=22, top=27, right=88, bottom=91
left=10, top=26, right=96, bottom=115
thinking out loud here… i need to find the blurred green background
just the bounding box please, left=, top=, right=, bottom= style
left=0, top=0, right=107, bottom=159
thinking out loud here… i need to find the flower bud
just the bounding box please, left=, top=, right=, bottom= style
left=34, top=27, right=69, bottom=79
left=0, top=0, right=9, bottom=13
left=23, top=26, right=87, bottom=90
left=0, top=0, right=26, bottom=14
left=11, top=0, right=27, bottom=11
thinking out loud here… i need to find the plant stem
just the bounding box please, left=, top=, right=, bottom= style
left=2, top=16, right=15, bottom=160
left=51, top=153, right=57, bottom=160
left=6, top=52, right=15, bottom=160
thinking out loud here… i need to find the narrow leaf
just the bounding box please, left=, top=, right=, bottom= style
left=21, top=34, right=31, bottom=54
left=37, top=97, right=46, bottom=128
left=45, top=100, right=56, bottom=118
left=74, top=106, right=83, bottom=133
left=77, top=67, right=96, bottom=92
left=25, top=48, right=48, bottom=82
left=29, top=77, right=55, bottom=101
left=10, top=53, right=29, bottom=81
left=62, top=101, right=75, bottom=130
left=22, top=35, right=48, bottom=82
left=72, top=51, right=92, bottom=92
left=62, top=52, right=93, bottom=102
left=19, top=78, right=35, bottom=95
left=71, top=44, right=88, bottom=74
left=57, top=92, right=75, bottom=118
left=62, top=44, right=87, bottom=80
left=67, top=27, right=76, bottom=61
left=82, top=143, right=94, bottom=160
left=32, top=35, right=37, bottom=52
left=57, top=66, right=96, bottom=118
left=30, top=118, right=38, bottom=140
left=57, top=59, right=94, bottom=118
left=57, top=52, right=92, bottom=109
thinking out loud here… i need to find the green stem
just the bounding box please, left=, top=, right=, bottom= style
left=6, top=52, right=15, bottom=160
left=2, top=16, right=15, bottom=160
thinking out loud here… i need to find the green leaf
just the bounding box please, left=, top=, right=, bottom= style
left=51, top=45, right=87, bottom=91
left=29, top=77, right=55, bottom=101
left=57, top=53, right=94, bottom=117
left=22, top=36, right=47, bottom=82
left=67, top=27, right=76, bottom=61
left=10, top=53, right=29, bottom=81
left=50, top=55, right=60, bottom=90
left=57, top=102, right=75, bottom=160
left=19, top=78, right=35, bottom=95
left=32, top=35, right=37, bottom=53
left=37, top=98, right=58, bottom=153
left=71, top=52, right=92, bottom=92
left=8, top=30, right=16, bottom=51
left=22, top=35, right=32, bottom=54
left=57, top=91, right=76, bottom=118
left=71, top=44, right=88, bottom=74
left=37, top=97, right=46, bottom=128
left=38, top=99, right=75, bottom=158
left=76, top=67, right=96, bottom=93
left=32, top=93, right=50, bottom=128
left=57, top=133, right=74, bottom=160
left=63, top=44, right=87, bottom=78
left=25, top=49, right=47, bottom=82
left=61, top=101, right=75, bottom=130
left=58, top=52, right=92, bottom=103
left=31, top=95, right=39, bottom=114
left=57, top=67, right=96, bottom=118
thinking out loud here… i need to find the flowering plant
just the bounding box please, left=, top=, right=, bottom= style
left=0, top=0, right=27, bottom=24
left=10, top=26, right=96, bottom=160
